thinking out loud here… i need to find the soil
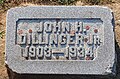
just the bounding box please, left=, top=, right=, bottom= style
left=0, top=1, right=120, bottom=79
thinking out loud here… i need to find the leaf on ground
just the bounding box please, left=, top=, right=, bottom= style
left=0, top=31, right=5, bottom=39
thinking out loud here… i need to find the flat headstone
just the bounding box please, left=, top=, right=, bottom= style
left=6, top=6, right=116, bottom=77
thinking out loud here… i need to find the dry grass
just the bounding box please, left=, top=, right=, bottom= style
left=0, top=0, right=120, bottom=79
left=106, top=3, right=120, bottom=46
left=0, top=0, right=118, bottom=6
left=0, top=11, right=8, bottom=79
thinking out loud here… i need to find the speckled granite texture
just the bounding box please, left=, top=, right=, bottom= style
left=6, top=6, right=116, bottom=79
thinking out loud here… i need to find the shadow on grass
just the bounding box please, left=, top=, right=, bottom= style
left=114, top=40, right=120, bottom=79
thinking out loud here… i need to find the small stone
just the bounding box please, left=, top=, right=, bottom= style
left=86, top=56, right=91, bottom=60
left=84, top=38, right=88, bottom=42
left=29, top=29, right=32, bottom=33
left=86, top=26, right=90, bottom=30
left=94, top=29, right=98, bottom=33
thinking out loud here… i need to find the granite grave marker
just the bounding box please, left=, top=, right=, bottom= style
left=5, top=6, right=116, bottom=78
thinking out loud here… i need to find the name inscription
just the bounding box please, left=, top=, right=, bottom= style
left=16, top=19, right=104, bottom=60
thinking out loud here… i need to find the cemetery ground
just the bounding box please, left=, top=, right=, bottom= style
left=1, top=1, right=120, bottom=79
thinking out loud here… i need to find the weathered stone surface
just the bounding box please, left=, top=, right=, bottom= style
left=5, top=6, right=116, bottom=76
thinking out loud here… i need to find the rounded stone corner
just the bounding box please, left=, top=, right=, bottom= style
left=103, top=71, right=116, bottom=77
left=101, top=6, right=113, bottom=12
left=6, top=64, right=22, bottom=75
left=103, top=64, right=116, bottom=77
left=5, top=60, right=23, bottom=74
left=7, top=7, right=23, bottom=17
left=7, top=7, right=17, bottom=15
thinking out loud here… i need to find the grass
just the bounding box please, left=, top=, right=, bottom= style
left=57, top=0, right=78, bottom=5
left=0, top=0, right=120, bottom=79
left=0, top=0, right=115, bottom=6
left=81, top=0, right=114, bottom=5
left=0, top=0, right=4, bottom=4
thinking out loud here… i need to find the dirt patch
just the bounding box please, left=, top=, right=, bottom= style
left=0, top=1, right=120, bottom=79
left=106, top=3, right=120, bottom=46
left=0, top=10, right=7, bottom=78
